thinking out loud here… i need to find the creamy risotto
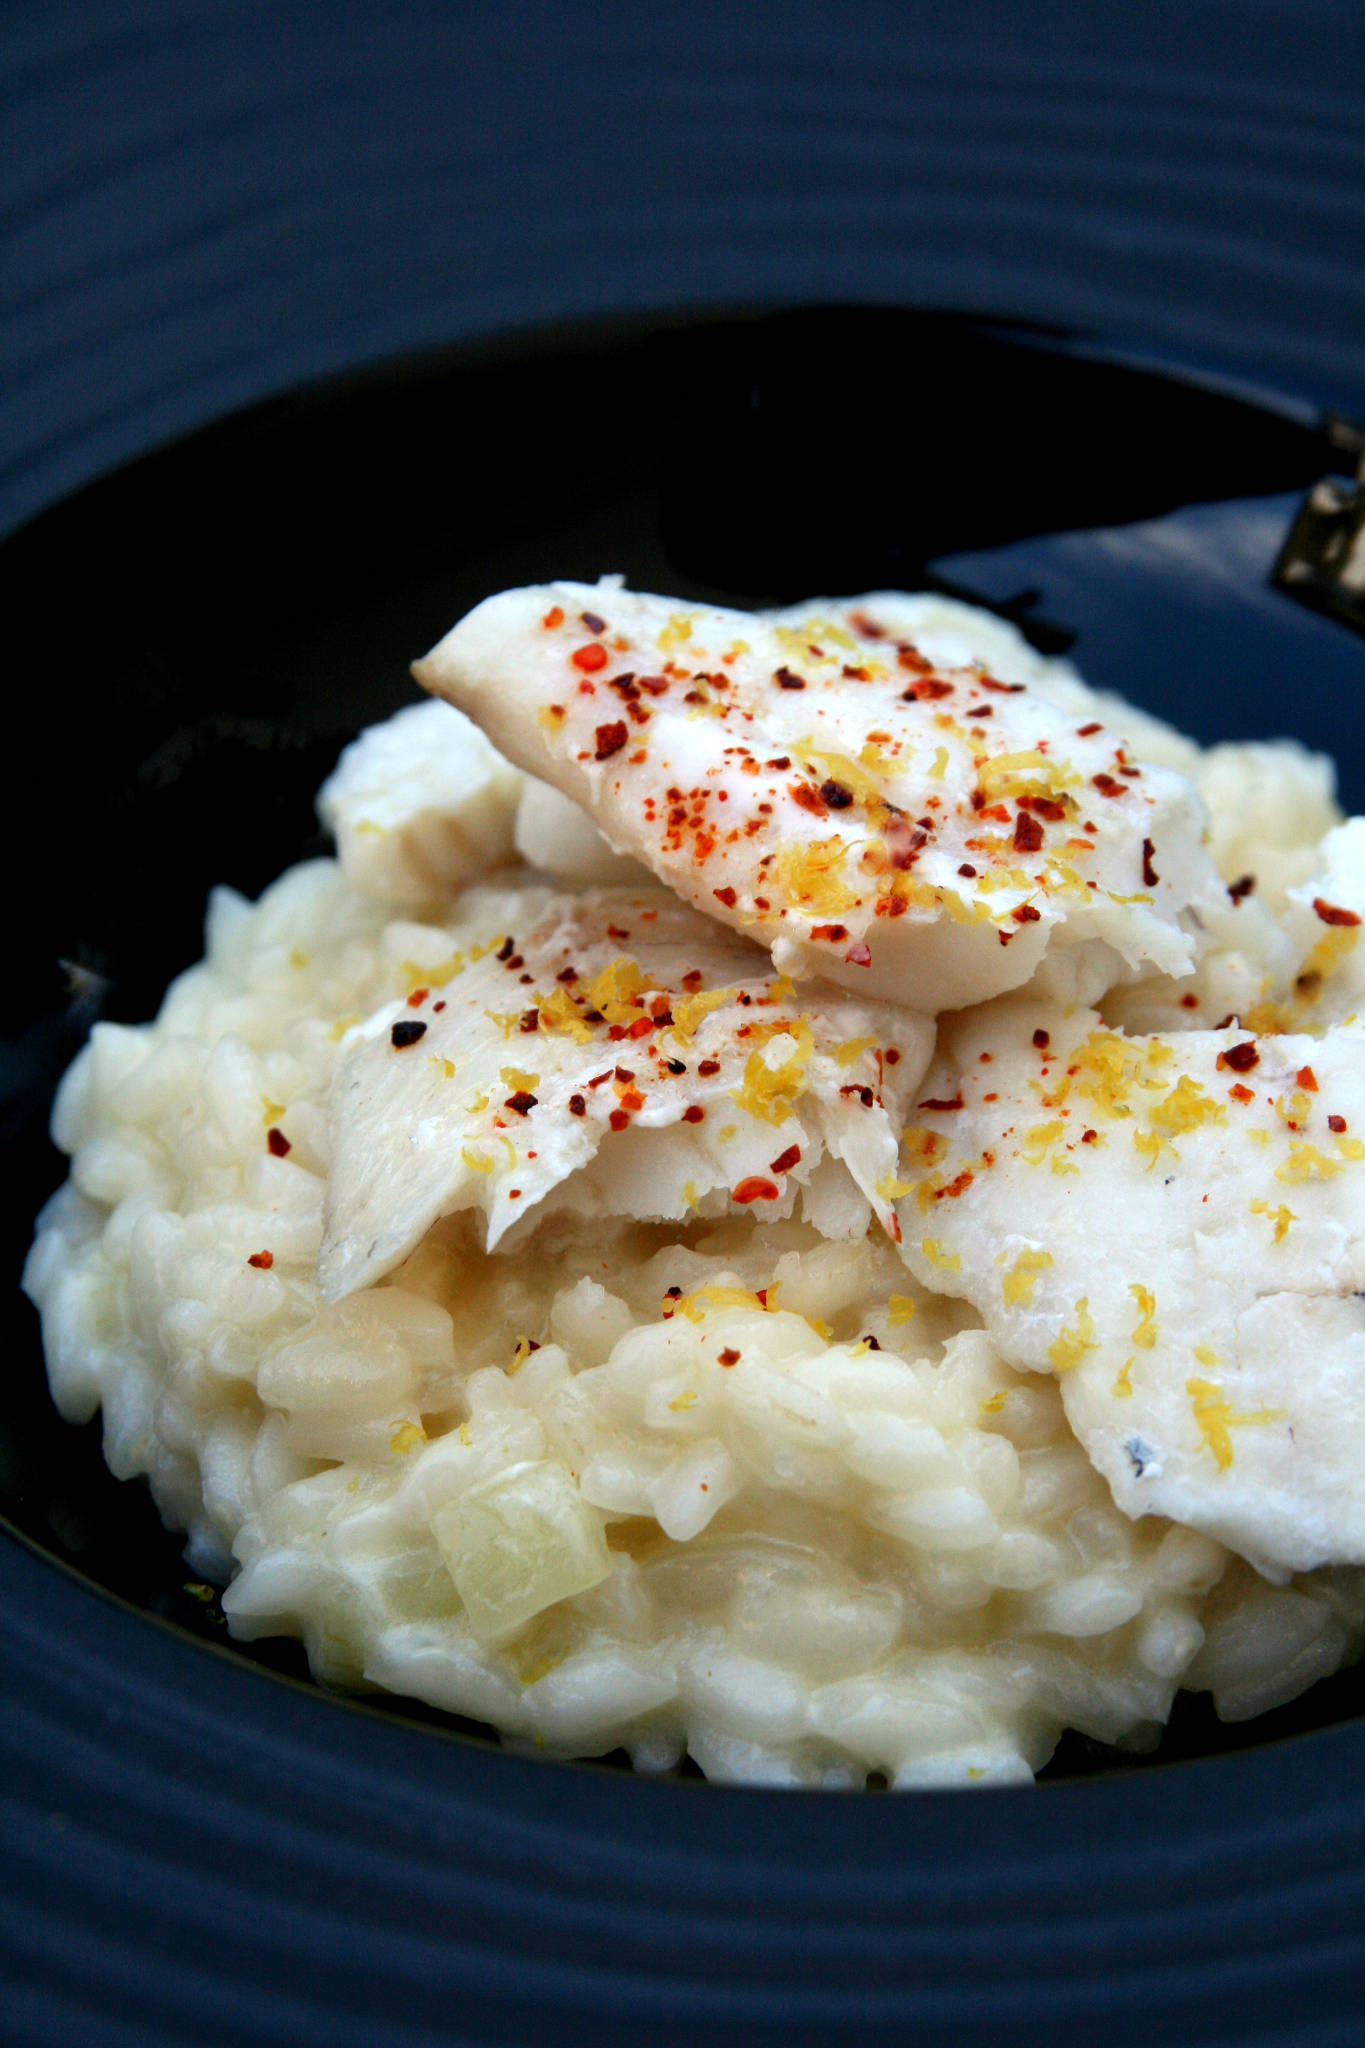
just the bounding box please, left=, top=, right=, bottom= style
left=23, top=586, right=1365, bottom=1788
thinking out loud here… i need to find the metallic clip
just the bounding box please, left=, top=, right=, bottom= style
left=1272, top=415, right=1365, bottom=635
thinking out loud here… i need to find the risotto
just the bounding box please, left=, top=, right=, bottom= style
left=23, top=586, right=1365, bottom=1788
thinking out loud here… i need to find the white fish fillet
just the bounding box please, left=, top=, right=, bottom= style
left=322, top=887, right=935, bottom=1300
left=892, top=994, right=1365, bottom=1578
left=413, top=581, right=1222, bottom=1012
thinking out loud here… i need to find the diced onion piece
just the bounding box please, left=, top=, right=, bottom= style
left=430, top=1458, right=611, bottom=1644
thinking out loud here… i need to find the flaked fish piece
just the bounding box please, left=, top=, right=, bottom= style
left=414, top=581, right=1222, bottom=1012
left=317, top=699, right=523, bottom=908
left=322, top=887, right=934, bottom=1300
left=891, top=994, right=1365, bottom=1578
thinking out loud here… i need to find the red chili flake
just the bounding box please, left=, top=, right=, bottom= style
left=508, top=1190, right=521, bottom=1201
left=433, top=1001, right=446, bottom=1012
left=958, top=862, right=977, bottom=878
left=820, top=779, right=854, bottom=809
left=626, top=1016, right=654, bottom=1040
left=697, top=1058, right=721, bottom=1077
left=1032, top=1029, right=1050, bottom=1049
left=1013, top=811, right=1045, bottom=853
left=1141, top=838, right=1159, bottom=887
left=1297, top=1065, right=1319, bottom=1091
left=609, top=1109, right=631, bottom=1132
left=1080, top=1128, right=1098, bottom=1144
left=580, top=610, right=606, bottom=634
left=903, top=677, right=955, bottom=702
left=247, top=1250, right=274, bottom=1269
left=811, top=923, right=849, bottom=943
left=617, top=1087, right=646, bottom=1111
left=1314, top=898, right=1361, bottom=926
left=718, top=1347, right=741, bottom=1367
left=637, top=674, right=669, bottom=696
left=885, top=1047, right=901, bottom=1066
left=978, top=676, right=1026, bottom=694
left=504, top=1091, right=537, bottom=1116
left=594, top=720, right=629, bottom=759
left=407, top=986, right=429, bottom=1007
left=1011, top=903, right=1042, bottom=924
left=682, top=1104, right=705, bottom=1124
left=614, top=1066, right=634, bottom=1082
left=1329, top=1114, right=1348, bottom=1133
left=1228, top=1083, right=1255, bottom=1105
left=966, top=705, right=994, bottom=721
left=573, top=643, right=609, bottom=673
left=1180, top=993, right=1200, bottom=1010
left=568, top=1094, right=586, bottom=1116
left=918, top=1094, right=964, bottom=1112
left=1228, top=875, right=1255, bottom=902
left=770, top=1144, right=801, bottom=1174
left=542, top=605, right=564, bottom=628
left=1076, top=721, right=1102, bottom=737
left=496, top=936, right=516, bottom=962
left=267, top=1126, right=291, bottom=1157
left=841, top=1084, right=875, bottom=1107
left=733, top=1176, right=779, bottom=1204
left=774, top=667, right=807, bottom=690
left=1217, top=1042, right=1260, bottom=1073
left=938, top=1170, right=974, bottom=1199
left=390, top=1019, right=427, bottom=1049
left=713, top=886, right=738, bottom=908
left=1092, top=773, right=1125, bottom=798
left=842, top=665, right=870, bottom=681
left=790, top=782, right=828, bottom=818
left=1020, top=795, right=1068, bottom=822
left=519, top=1009, right=540, bottom=1033
left=555, top=966, right=579, bottom=984
left=895, top=646, right=930, bottom=672
left=845, top=942, right=872, bottom=967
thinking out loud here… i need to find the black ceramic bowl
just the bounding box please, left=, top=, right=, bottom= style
left=4, top=309, right=1365, bottom=2047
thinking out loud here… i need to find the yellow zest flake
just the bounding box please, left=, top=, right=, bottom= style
left=669, top=986, right=731, bottom=1044
left=1048, top=1299, right=1096, bottom=1374
left=876, top=1173, right=915, bottom=1202
left=668, top=1389, right=699, bottom=1413
left=921, top=1237, right=962, bottom=1274
left=1247, top=1127, right=1270, bottom=1146
left=458, top=1422, right=472, bottom=1447
left=1150, top=1075, right=1225, bottom=1137
left=461, top=1145, right=494, bottom=1174
left=1193, top=1344, right=1222, bottom=1367
left=730, top=1019, right=815, bottom=1125
left=835, top=1036, right=878, bottom=1068
left=1107, top=891, right=1155, bottom=907
left=1129, top=1285, right=1157, bottom=1349
left=401, top=953, right=467, bottom=992
left=1112, top=1358, right=1134, bottom=1399
left=681, top=1180, right=699, bottom=1211
left=587, top=955, right=649, bottom=1026
left=1186, top=1377, right=1286, bottom=1472
left=1132, top=1128, right=1179, bottom=1172
left=888, top=1294, right=917, bottom=1327
left=288, top=946, right=310, bottom=970
left=507, top=1337, right=536, bottom=1374
left=353, top=818, right=384, bottom=837
left=1275, top=1143, right=1342, bottom=1185
left=1020, top=1121, right=1066, bottom=1166
left=466, top=1091, right=490, bottom=1113
left=389, top=1421, right=426, bottom=1456
left=796, top=747, right=886, bottom=811
left=538, top=986, right=595, bottom=1042
left=485, top=1010, right=523, bottom=1041
left=260, top=1097, right=286, bottom=1127
left=658, top=611, right=695, bottom=652
left=977, top=749, right=1081, bottom=805
left=772, top=837, right=860, bottom=917
left=719, top=1124, right=737, bottom=1142
left=1337, top=1137, right=1365, bottom=1161
left=666, top=1283, right=776, bottom=1325
left=979, top=1391, right=1008, bottom=1415
left=902, top=1125, right=948, bottom=1167
left=1250, top=1198, right=1296, bottom=1242
left=767, top=973, right=797, bottom=1002
left=537, top=704, right=566, bottom=730
left=500, top=1067, right=540, bottom=1094
left=928, top=746, right=950, bottom=782
left=1002, top=1247, right=1053, bottom=1307
left=429, top=1056, right=456, bottom=1080
left=329, top=1013, right=361, bottom=1041
left=1070, top=1031, right=1146, bottom=1117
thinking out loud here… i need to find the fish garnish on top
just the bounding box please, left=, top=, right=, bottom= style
left=413, top=580, right=1224, bottom=1013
